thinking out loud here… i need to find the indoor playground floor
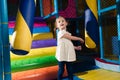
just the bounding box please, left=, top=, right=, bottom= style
left=71, top=68, right=120, bottom=80
left=54, top=54, right=120, bottom=80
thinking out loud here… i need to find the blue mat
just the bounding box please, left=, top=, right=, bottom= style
left=62, top=76, right=83, bottom=80
left=9, top=27, right=50, bottom=35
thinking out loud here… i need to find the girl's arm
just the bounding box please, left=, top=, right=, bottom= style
left=62, top=33, right=84, bottom=43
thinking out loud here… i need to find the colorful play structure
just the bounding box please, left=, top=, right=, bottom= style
left=0, top=0, right=120, bottom=80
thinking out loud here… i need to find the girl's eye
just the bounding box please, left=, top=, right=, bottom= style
left=62, top=20, right=64, bottom=22
left=58, top=21, right=60, bottom=23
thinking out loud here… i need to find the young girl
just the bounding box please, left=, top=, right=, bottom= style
left=55, top=16, right=84, bottom=80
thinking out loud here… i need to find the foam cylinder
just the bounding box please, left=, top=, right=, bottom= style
left=10, top=46, right=56, bottom=60
left=11, top=56, right=57, bottom=72
left=85, top=0, right=99, bottom=48
left=32, top=39, right=57, bottom=48
left=12, top=65, right=67, bottom=80
left=11, top=0, right=36, bottom=55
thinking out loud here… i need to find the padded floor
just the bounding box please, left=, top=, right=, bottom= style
left=63, top=76, right=82, bottom=80
left=75, top=68, right=120, bottom=80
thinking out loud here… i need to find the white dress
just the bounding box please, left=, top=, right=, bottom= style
left=55, top=30, right=76, bottom=62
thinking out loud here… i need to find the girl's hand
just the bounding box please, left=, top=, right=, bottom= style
left=80, top=38, right=84, bottom=44
left=74, top=46, right=82, bottom=50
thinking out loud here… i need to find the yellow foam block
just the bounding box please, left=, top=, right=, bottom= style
left=11, top=46, right=56, bottom=60
left=9, top=32, right=53, bottom=41
left=32, top=32, right=53, bottom=40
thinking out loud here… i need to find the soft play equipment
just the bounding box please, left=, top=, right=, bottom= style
left=12, top=65, right=67, bottom=80
left=9, top=17, right=59, bottom=79
left=43, top=0, right=77, bottom=18
left=85, top=0, right=99, bottom=48
left=31, top=39, right=57, bottom=48
left=9, top=26, right=50, bottom=35
left=9, top=32, right=53, bottom=41
left=0, top=0, right=11, bottom=80
left=11, top=55, right=57, bottom=72
left=10, top=46, right=56, bottom=60
left=8, top=0, right=84, bottom=80
left=10, top=0, right=36, bottom=55
left=9, top=16, right=58, bottom=74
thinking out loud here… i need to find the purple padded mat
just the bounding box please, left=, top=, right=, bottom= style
left=31, top=39, right=57, bottom=48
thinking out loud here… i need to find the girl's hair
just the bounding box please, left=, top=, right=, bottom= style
left=54, top=19, right=58, bottom=32
left=54, top=16, right=62, bottom=32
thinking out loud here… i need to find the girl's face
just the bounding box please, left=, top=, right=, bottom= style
left=56, top=17, right=68, bottom=30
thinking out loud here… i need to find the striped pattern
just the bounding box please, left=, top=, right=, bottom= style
left=11, top=0, right=36, bottom=55
left=10, top=16, right=58, bottom=78
left=85, top=0, right=99, bottom=48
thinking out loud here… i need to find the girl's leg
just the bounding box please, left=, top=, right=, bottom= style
left=58, top=61, right=65, bottom=80
left=66, top=62, right=73, bottom=80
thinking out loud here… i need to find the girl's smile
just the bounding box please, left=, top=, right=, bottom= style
left=60, top=24, right=64, bottom=26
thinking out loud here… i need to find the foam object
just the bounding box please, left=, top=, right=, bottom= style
left=12, top=65, right=67, bottom=80
left=32, top=39, right=57, bottom=48
left=11, top=46, right=56, bottom=60
left=11, top=56, right=57, bottom=72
